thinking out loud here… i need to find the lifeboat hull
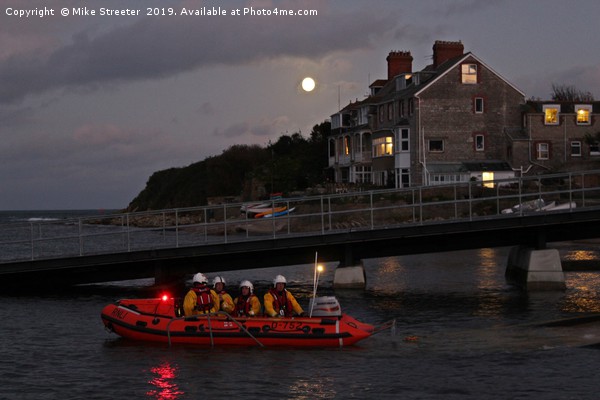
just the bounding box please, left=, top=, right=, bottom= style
left=100, top=298, right=375, bottom=347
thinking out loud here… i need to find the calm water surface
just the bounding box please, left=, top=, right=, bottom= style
left=2, top=243, right=600, bottom=398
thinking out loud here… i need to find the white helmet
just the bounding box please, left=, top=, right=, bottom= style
left=212, top=276, right=226, bottom=288
left=239, top=280, right=254, bottom=294
left=273, top=275, right=287, bottom=286
left=192, top=273, right=208, bottom=284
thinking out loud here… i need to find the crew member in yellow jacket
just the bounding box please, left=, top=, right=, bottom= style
left=212, top=276, right=235, bottom=314
left=233, top=280, right=262, bottom=317
left=263, top=275, right=306, bottom=317
left=183, top=273, right=220, bottom=316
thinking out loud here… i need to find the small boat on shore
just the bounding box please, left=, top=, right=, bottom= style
left=100, top=296, right=391, bottom=347
left=501, top=198, right=576, bottom=214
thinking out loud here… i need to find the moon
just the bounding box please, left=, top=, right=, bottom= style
left=301, top=77, right=316, bottom=92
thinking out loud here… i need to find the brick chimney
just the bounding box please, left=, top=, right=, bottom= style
left=432, top=40, right=464, bottom=68
left=386, top=51, right=413, bottom=80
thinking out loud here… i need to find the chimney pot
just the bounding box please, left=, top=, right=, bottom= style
left=432, top=40, right=464, bottom=68
left=386, top=51, right=413, bottom=81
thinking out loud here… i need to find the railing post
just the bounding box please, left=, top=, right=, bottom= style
left=419, top=186, right=423, bottom=224
left=126, top=213, right=131, bottom=252
left=496, top=181, right=500, bottom=215
left=175, top=209, right=179, bottom=248
left=568, top=171, right=573, bottom=209
left=286, top=200, right=291, bottom=235
left=370, top=191, right=374, bottom=229
left=204, top=208, right=208, bottom=242
left=224, top=204, right=228, bottom=242
left=328, top=197, right=332, bottom=232
left=468, top=181, right=473, bottom=221
left=79, top=218, right=83, bottom=256
left=412, top=189, right=416, bottom=223
left=581, top=171, right=586, bottom=207
left=518, top=174, right=523, bottom=216
left=162, top=212, right=166, bottom=245
left=454, top=184, right=458, bottom=219
left=30, top=222, right=34, bottom=260
left=320, top=196, right=325, bottom=234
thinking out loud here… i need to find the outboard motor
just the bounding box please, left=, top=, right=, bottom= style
left=308, top=296, right=342, bottom=317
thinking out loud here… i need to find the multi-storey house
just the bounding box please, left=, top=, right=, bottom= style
left=508, top=101, right=600, bottom=173
left=329, top=40, right=526, bottom=188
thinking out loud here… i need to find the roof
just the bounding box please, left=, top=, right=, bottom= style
left=414, top=52, right=525, bottom=98
left=525, top=100, right=600, bottom=113
left=427, top=161, right=513, bottom=173
left=426, top=163, right=467, bottom=173
left=462, top=161, right=513, bottom=172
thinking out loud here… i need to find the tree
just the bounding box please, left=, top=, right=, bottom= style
left=551, top=84, right=594, bottom=102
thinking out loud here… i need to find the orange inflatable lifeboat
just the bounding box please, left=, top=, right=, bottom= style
left=100, top=296, right=386, bottom=347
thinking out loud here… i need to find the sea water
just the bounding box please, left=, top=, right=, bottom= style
left=1, top=211, right=600, bottom=399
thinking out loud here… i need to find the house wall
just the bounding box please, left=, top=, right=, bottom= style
left=523, top=112, right=600, bottom=171
left=413, top=57, right=524, bottom=184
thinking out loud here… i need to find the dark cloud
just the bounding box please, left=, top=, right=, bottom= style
left=0, top=8, right=398, bottom=104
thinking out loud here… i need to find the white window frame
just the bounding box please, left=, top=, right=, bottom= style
left=474, top=97, right=484, bottom=113
left=536, top=142, right=549, bottom=160
left=475, top=134, right=485, bottom=151
left=373, top=137, right=393, bottom=157
left=543, top=105, right=560, bottom=126
left=461, top=64, right=477, bottom=84
left=575, top=104, right=592, bottom=125
left=571, top=141, right=581, bottom=157
left=396, top=128, right=409, bottom=152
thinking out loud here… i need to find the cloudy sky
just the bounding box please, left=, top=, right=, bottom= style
left=2, top=0, right=600, bottom=210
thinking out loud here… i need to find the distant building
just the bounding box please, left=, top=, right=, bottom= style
left=329, top=40, right=526, bottom=188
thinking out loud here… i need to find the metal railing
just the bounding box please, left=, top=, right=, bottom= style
left=2, top=169, right=600, bottom=263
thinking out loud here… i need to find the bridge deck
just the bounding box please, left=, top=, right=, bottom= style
left=2, top=170, right=600, bottom=287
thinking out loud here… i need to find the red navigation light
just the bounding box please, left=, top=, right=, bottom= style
left=161, top=294, right=169, bottom=301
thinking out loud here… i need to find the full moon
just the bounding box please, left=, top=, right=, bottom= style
left=301, top=77, right=316, bottom=92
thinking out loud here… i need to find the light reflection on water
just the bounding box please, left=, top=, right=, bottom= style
left=146, top=361, right=184, bottom=400
left=4, top=245, right=600, bottom=399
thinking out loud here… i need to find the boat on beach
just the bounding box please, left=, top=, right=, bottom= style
left=501, top=198, right=576, bottom=214
left=100, top=296, right=391, bottom=347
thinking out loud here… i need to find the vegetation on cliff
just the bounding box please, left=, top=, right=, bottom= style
left=126, top=121, right=330, bottom=211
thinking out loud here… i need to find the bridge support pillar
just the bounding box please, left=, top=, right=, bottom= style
left=333, top=261, right=366, bottom=289
left=505, top=246, right=566, bottom=290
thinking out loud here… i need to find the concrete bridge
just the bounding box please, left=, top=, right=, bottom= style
left=2, top=170, right=600, bottom=290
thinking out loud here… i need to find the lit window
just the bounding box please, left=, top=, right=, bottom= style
left=475, top=134, right=484, bottom=151
left=571, top=141, right=581, bottom=157
left=482, top=172, right=494, bottom=189
left=543, top=105, right=560, bottom=125
left=474, top=97, right=484, bottom=113
left=536, top=143, right=549, bottom=160
left=428, top=139, right=444, bottom=152
left=575, top=105, right=592, bottom=125
left=344, top=136, right=351, bottom=155
left=373, top=137, right=393, bottom=157
left=461, top=64, right=477, bottom=84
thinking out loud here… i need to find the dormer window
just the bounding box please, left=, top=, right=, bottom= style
left=461, top=64, right=477, bottom=84
left=576, top=105, right=592, bottom=125
left=543, top=105, right=560, bottom=125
